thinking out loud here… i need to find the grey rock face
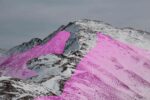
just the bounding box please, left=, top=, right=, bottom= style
left=5, top=22, right=76, bottom=56
left=63, top=31, right=80, bottom=56
left=6, top=38, right=42, bottom=55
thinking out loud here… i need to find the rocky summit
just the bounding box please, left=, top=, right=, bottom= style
left=0, top=19, right=150, bottom=100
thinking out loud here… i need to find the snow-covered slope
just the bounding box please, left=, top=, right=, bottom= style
left=0, top=76, right=52, bottom=100
left=0, top=19, right=150, bottom=100
left=36, top=33, right=150, bottom=100
left=65, top=19, right=150, bottom=50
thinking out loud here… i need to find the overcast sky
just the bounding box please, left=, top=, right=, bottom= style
left=0, top=0, right=150, bottom=49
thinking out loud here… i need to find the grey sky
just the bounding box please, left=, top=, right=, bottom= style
left=0, top=0, right=150, bottom=49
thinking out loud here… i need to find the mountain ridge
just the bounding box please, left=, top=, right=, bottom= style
left=6, top=19, right=150, bottom=56
left=0, top=19, right=150, bottom=100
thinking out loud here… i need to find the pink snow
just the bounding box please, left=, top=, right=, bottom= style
left=0, top=31, right=70, bottom=79
left=35, top=33, right=150, bottom=100
left=0, top=55, right=8, bottom=65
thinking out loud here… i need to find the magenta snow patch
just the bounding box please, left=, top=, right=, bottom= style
left=35, top=33, right=150, bottom=100
left=0, top=31, right=70, bottom=79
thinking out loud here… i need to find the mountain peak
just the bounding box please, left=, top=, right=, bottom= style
left=1, top=19, right=150, bottom=100
left=5, top=19, right=150, bottom=56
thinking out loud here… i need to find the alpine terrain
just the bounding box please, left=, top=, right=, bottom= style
left=0, top=19, right=150, bottom=100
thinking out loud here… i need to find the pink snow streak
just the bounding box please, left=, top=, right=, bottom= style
left=0, top=31, right=70, bottom=79
left=35, top=33, right=150, bottom=100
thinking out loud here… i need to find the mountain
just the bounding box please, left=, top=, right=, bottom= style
left=0, top=19, right=150, bottom=100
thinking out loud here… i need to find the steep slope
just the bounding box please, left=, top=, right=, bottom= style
left=6, top=38, right=42, bottom=56
left=5, top=25, right=66, bottom=56
left=0, top=19, right=150, bottom=100
left=35, top=33, right=150, bottom=100
left=0, top=49, right=7, bottom=64
left=0, top=31, right=70, bottom=79
left=65, top=19, right=150, bottom=50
